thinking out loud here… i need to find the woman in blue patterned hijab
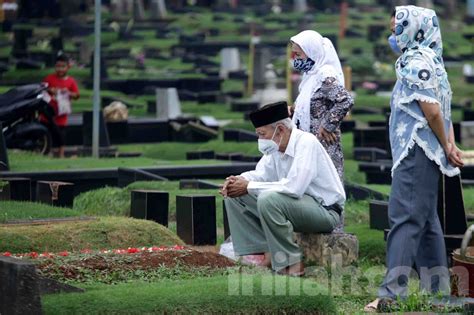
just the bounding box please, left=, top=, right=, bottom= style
left=365, top=6, right=464, bottom=312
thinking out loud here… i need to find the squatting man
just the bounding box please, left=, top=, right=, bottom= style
left=220, top=101, right=346, bottom=276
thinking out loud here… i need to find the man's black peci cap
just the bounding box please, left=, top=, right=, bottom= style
left=249, top=101, right=289, bottom=128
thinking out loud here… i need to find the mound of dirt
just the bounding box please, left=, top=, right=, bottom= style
left=36, top=248, right=235, bottom=282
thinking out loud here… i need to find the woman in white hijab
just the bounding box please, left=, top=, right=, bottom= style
left=290, top=30, right=353, bottom=180
left=290, top=30, right=354, bottom=232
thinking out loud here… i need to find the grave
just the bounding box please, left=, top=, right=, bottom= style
left=150, top=0, right=167, bottom=19
left=130, top=190, right=169, bottom=226
left=179, top=179, right=220, bottom=190
left=369, top=200, right=389, bottom=230
left=353, top=147, right=389, bottom=162
left=117, top=167, right=167, bottom=188
left=231, top=100, right=259, bottom=112
left=155, top=88, right=182, bottom=120
left=383, top=175, right=468, bottom=260
left=0, top=256, right=42, bottom=315
left=36, top=181, right=74, bottom=208
left=344, top=182, right=387, bottom=202
left=133, top=0, right=145, bottom=21
left=223, top=200, right=230, bottom=239
left=358, top=160, right=392, bottom=185
left=460, top=121, right=474, bottom=148
left=0, top=122, right=9, bottom=171
left=176, top=195, right=217, bottom=245
left=186, top=150, right=215, bottom=160
left=215, top=152, right=244, bottom=161
left=223, top=129, right=258, bottom=142
left=0, top=177, right=31, bottom=201
left=82, top=111, right=111, bottom=148
left=353, top=127, right=388, bottom=150
left=170, top=121, right=218, bottom=142
left=219, top=47, right=240, bottom=79
left=367, top=24, right=386, bottom=42
left=465, top=108, right=474, bottom=121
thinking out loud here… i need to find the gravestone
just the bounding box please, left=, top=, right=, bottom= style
left=254, top=47, right=271, bottom=89
left=344, top=182, right=387, bottom=202
left=199, top=116, right=219, bottom=130
left=117, top=167, right=167, bottom=188
left=0, top=178, right=31, bottom=201
left=176, top=195, right=216, bottom=245
left=460, top=121, right=474, bottom=148
left=469, top=0, right=474, bottom=22
left=179, top=179, right=220, bottom=189
left=0, top=256, right=42, bottom=315
left=178, top=122, right=218, bottom=142
left=224, top=129, right=258, bottom=142
left=231, top=100, right=259, bottom=112
left=0, top=123, right=9, bottom=171
left=79, top=41, right=93, bottom=65
left=12, top=28, right=30, bottom=57
left=219, top=48, right=240, bottom=79
left=369, top=200, right=389, bottom=230
left=150, top=0, right=167, bottom=19
left=130, top=190, right=169, bottom=226
left=353, top=127, right=388, bottom=150
left=353, top=147, right=389, bottom=162
left=437, top=175, right=467, bottom=235
left=89, top=55, right=108, bottom=82
left=82, top=111, right=111, bottom=147
left=293, top=0, right=308, bottom=13
left=155, top=88, right=182, bottom=119
left=186, top=150, right=215, bottom=160
left=36, top=181, right=74, bottom=208
left=133, top=0, right=145, bottom=20
left=223, top=200, right=230, bottom=239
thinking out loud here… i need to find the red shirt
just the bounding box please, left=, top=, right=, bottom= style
left=41, top=74, right=79, bottom=126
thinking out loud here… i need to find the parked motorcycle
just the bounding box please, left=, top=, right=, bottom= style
left=0, top=83, right=54, bottom=155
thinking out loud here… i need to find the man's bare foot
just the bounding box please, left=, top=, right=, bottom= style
left=277, top=262, right=305, bottom=277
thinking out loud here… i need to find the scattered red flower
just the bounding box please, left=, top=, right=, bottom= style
left=0, top=245, right=187, bottom=259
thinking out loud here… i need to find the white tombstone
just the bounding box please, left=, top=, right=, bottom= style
left=155, top=88, right=182, bottom=119
left=258, top=63, right=288, bottom=105
left=133, top=0, right=145, bottom=20
left=151, top=0, right=167, bottom=19
left=417, top=0, right=434, bottom=8
left=123, top=0, right=134, bottom=16
left=469, top=0, right=474, bottom=18
left=463, top=64, right=473, bottom=77
left=219, top=48, right=240, bottom=79
left=461, top=121, right=474, bottom=149
left=200, top=116, right=220, bottom=129
left=293, top=0, right=307, bottom=13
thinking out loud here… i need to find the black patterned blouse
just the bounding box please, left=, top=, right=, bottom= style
left=309, top=77, right=354, bottom=182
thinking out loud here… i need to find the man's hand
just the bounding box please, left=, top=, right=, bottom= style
left=226, top=177, right=249, bottom=198
left=219, top=175, right=238, bottom=197
left=445, top=142, right=464, bottom=168
left=318, top=126, right=337, bottom=145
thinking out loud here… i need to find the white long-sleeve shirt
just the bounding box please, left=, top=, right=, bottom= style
left=241, top=128, right=346, bottom=208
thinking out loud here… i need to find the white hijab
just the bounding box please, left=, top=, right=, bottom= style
left=290, top=30, right=345, bottom=132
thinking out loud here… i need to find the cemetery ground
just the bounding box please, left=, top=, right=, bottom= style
left=2, top=0, right=474, bottom=313
left=3, top=134, right=474, bottom=313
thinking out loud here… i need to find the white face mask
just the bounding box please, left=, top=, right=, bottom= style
left=258, top=126, right=281, bottom=155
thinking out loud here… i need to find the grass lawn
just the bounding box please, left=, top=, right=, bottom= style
left=7, top=150, right=227, bottom=172
left=0, top=201, right=81, bottom=223
left=42, top=275, right=336, bottom=314
left=0, top=216, right=182, bottom=254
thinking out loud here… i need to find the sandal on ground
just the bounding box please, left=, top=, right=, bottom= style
left=363, top=299, right=379, bottom=313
